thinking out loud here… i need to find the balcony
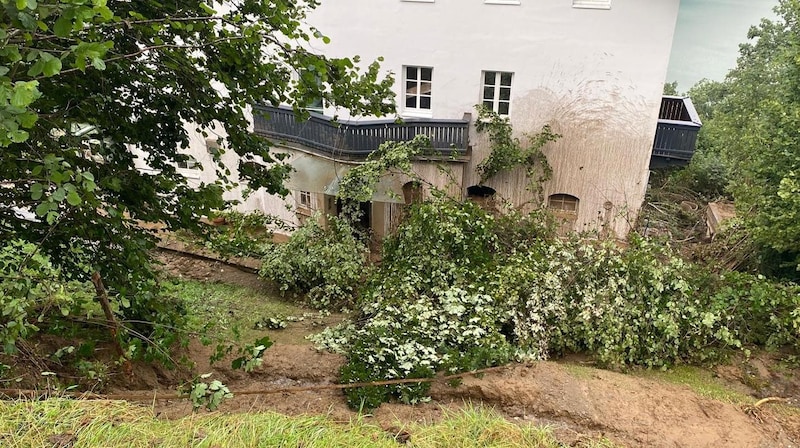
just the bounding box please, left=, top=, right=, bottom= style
left=252, top=104, right=470, bottom=160
left=650, top=96, right=702, bottom=169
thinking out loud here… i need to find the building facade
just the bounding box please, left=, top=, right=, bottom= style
left=176, top=0, right=682, bottom=238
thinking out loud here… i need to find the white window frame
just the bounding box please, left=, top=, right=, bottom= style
left=481, top=71, right=513, bottom=116
left=403, top=66, right=433, bottom=117
left=298, top=190, right=313, bottom=209
left=573, top=0, right=610, bottom=9
left=176, top=154, right=199, bottom=170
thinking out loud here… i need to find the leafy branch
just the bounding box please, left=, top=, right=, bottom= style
left=475, top=105, right=561, bottom=200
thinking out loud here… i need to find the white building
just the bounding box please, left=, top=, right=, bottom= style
left=179, top=0, right=681, bottom=238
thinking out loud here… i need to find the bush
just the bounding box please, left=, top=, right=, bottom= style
left=313, top=198, right=800, bottom=409
left=336, top=199, right=514, bottom=408
left=203, top=210, right=287, bottom=259
left=259, top=214, right=369, bottom=309
left=0, top=240, right=92, bottom=355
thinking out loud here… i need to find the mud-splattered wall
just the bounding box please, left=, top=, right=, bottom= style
left=308, top=0, right=680, bottom=236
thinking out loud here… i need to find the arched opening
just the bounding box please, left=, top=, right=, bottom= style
left=548, top=193, right=579, bottom=234
left=466, top=185, right=496, bottom=198
left=402, top=181, right=423, bottom=205
left=466, top=185, right=497, bottom=211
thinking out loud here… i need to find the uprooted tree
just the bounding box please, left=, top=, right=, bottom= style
left=0, top=0, right=395, bottom=358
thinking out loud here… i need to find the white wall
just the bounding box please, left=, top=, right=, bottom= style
left=307, top=0, right=680, bottom=235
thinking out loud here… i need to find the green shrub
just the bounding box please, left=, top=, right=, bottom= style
left=336, top=199, right=515, bottom=409
left=0, top=240, right=92, bottom=355
left=312, top=198, right=800, bottom=410
left=259, top=214, right=369, bottom=309
left=203, top=210, right=286, bottom=259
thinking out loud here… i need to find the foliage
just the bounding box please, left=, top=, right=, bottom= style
left=188, top=373, right=233, bottom=412
left=313, top=197, right=800, bottom=409
left=0, top=0, right=395, bottom=360
left=0, top=239, right=92, bottom=354
left=337, top=199, right=514, bottom=409
left=669, top=150, right=730, bottom=200
left=259, top=214, right=370, bottom=309
left=688, top=0, right=800, bottom=274
left=202, top=210, right=289, bottom=259
left=475, top=105, right=561, bottom=197
left=663, top=81, right=680, bottom=95
left=337, top=135, right=431, bottom=204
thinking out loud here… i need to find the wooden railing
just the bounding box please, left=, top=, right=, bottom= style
left=651, top=96, right=702, bottom=167
left=252, top=105, right=469, bottom=158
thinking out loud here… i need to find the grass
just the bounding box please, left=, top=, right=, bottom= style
left=167, top=279, right=328, bottom=343
left=633, top=365, right=752, bottom=405
left=0, top=399, right=590, bottom=448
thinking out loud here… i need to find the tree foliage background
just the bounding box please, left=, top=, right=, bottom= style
left=0, top=0, right=394, bottom=354
left=685, top=0, right=800, bottom=277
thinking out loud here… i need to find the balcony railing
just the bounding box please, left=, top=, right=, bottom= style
left=252, top=104, right=469, bottom=159
left=651, top=96, right=702, bottom=168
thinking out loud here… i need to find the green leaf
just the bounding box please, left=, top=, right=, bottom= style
left=91, top=57, right=106, bottom=71
left=53, top=16, right=72, bottom=38
left=66, top=190, right=81, bottom=206
left=10, top=81, right=40, bottom=107
left=42, top=57, right=62, bottom=77
left=35, top=201, right=51, bottom=217
left=27, top=59, right=44, bottom=77
left=52, top=187, right=65, bottom=202
left=30, top=183, right=43, bottom=200
left=9, top=129, right=29, bottom=143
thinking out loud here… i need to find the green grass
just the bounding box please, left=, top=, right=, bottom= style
left=0, top=399, right=582, bottom=448
left=167, top=279, right=348, bottom=344
left=633, top=365, right=752, bottom=404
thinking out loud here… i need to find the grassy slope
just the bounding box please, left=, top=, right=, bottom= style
left=0, top=399, right=578, bottom=448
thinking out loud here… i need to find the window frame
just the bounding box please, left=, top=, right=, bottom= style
left=298, top=190, right=313, bottom=209
left=547, top=194, right=579, bottom=214
left=481, top=71, right=514, bottom=116
left=403, top=65, right=433, bottom=117
left=572, top=0, right=611, bottom=9
left=176, top=154, right=200, bottom=170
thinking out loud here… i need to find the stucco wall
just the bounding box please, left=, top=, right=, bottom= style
left=306, top=0, right=680, bottom=235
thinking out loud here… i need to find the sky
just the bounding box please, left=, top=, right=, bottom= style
left=666, top=0, right=778, bottom=92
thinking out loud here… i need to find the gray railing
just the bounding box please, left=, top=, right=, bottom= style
left=253, top=104, right=469, bottom=158
left=651, top=96, right=702, bottom=167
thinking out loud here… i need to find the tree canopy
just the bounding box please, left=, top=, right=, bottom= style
left=687, top=0, right=800, bottom=275
left=0, top=0, right=395, bottom=346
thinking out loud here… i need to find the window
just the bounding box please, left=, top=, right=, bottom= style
left=306, top=96, right=324, bottom=114
left=299, top=190, right=313, bottom=209
left=404, top=66, right=433, bottom=114
left=481, top=71, right=513, bottom=116
left=548, top=194, right=579, bottom=213
left=300, top=73, right=325, bottom=113
left=548, top=193, right=579, bottom=235
left=572, top=0, right=610, bottom=9
left=176, top=154, right=199, bottom=170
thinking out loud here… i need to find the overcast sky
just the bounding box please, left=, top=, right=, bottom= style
left=666, top=0, right=778, bottom=92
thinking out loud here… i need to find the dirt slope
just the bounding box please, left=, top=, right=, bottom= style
left=127, top=342, right=798, bottom=448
